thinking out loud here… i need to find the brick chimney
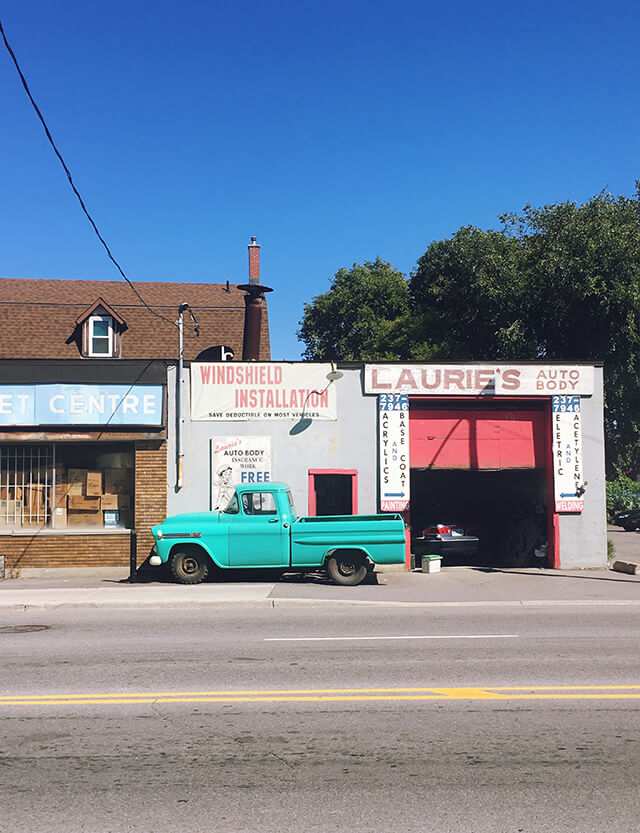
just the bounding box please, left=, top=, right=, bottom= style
left=239, top=236, right=273, bottom=360
left=248, top=236, right=260, bottom=284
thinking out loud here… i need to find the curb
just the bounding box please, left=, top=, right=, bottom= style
left=3, top=597, right=640, bottom=611
left=611, top=560, right=640, bottom=575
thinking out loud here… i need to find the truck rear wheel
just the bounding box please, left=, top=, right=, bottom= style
left=171, top=548, right=209, bottom=584
left=327, top=553, right=367, bottom=587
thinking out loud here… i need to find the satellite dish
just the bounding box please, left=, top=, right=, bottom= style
left=195, top=345, right=235, bottom=361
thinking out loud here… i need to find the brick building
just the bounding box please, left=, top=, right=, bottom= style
left=0, top=267, right=270, bottom=572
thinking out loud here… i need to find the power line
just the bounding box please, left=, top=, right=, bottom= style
left=0, top=17, right=197, bottom=337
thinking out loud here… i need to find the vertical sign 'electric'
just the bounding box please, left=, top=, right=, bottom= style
left=552, top=395, right=584, bottom=512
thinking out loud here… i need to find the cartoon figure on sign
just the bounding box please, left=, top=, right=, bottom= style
left=213, top=464, right=235, bottom=510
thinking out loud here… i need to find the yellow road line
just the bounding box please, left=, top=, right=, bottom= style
left=3, top=685, right=640, bottom=706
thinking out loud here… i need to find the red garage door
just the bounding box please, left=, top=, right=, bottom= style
left=409, top=407, right=546, bottom=470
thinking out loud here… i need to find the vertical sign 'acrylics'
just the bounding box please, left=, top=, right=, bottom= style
left=552, top=396, right=584, bottom=513
left=378, top=394, right=409, bottom=512
left=211, top=436, right=272, bottom=510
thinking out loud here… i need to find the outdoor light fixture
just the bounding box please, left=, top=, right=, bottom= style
left=326, top=362, right=343, bottom=382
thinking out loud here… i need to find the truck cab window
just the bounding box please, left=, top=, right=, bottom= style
left=224, top=494, right=239, bottom=514
left=242, top=492, right=277, bottom=515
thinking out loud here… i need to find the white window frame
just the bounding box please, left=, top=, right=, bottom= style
left=88, top=314, right=115, bottom=357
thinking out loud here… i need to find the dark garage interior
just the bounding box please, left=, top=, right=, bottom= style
left=409, top=468, right=549, bottom=567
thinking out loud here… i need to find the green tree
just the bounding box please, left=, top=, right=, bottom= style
left=297, top=258, right=410, bottom=361
left=505, top=193, right=640, bottom=477
left=408, top=226, right=530, bottom=360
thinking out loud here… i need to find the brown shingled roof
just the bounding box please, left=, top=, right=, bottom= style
left=0, top=277, right=270, bottom=361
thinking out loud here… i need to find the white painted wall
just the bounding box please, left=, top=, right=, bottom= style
left=557, top=365, right=607, bottom=568
left=167, top=365, right=380, bottom=518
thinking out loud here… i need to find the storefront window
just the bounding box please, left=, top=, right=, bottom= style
left=0, top=446, right=52, bottom=528
left=0, top=443, right=133, bottom=531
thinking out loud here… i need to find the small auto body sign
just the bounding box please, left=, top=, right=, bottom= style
left=211, top=436, right=271, bottom=510
left=378, top=394, right=409, bottom=512
left=552, top=396, right=584, bottom=512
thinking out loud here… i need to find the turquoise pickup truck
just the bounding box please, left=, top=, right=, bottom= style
left=150, top=482, right=406, bottom=586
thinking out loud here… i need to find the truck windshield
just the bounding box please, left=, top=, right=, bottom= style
left=223, top=494, right=239, bottom=514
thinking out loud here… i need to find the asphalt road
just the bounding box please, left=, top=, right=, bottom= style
left=2, top=604, right=640, bottom=832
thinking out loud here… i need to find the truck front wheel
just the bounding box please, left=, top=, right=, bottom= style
left=171, top=548, right=209, bottom=585
left=327, top=553, right=367, bottom=587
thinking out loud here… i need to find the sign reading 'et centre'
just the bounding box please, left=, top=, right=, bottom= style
left=0, top=385, right=163, bottom=426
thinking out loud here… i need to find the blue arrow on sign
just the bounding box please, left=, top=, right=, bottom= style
left=560, top=492, right=578, bottom=498
left=385, top=492, right=405, bottom=497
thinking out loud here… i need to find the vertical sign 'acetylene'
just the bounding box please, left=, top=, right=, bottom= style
left=552, top=396, right=584, bottom=513
left=378, top=394, right=410, bottom=512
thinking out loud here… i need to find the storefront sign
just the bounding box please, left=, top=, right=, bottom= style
left=378, top=394, right=410, bottom=512
left=552, top=396, right=584, bottom=512
left=211, top=436, right=272, bottom=510
left=0, top=385, right=163, bottom=426
left=365, top=364, right=594, bottom=396
left=192, top=363, right=338, bottom=421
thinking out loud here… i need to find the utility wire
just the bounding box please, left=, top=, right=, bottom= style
left=0, top=17, right=197, bottom=336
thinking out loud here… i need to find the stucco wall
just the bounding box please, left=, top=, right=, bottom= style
left=557, top=365, right=607, bottom=568
left=167, top=365, right=379, bottom=518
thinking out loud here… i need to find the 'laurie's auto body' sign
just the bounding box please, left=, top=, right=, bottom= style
left=365, top=364, right=594, bottom=396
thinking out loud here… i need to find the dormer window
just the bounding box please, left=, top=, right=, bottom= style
left=88, top=315, right=114, bottom=356
left=74, top=298, right=126, bottom=359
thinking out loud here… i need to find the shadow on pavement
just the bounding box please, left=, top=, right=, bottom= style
left=116, top=563, right=380, bottom=586
left=468, top=565, right=638, bottom=583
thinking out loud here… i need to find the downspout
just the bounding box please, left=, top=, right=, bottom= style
left=176, top=302, right=188, bottom=489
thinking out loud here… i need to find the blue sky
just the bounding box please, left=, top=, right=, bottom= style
left=1, top=0, right=638, bottom=360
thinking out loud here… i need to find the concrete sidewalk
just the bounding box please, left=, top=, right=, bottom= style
left=1, top=562, right=639, bottom=610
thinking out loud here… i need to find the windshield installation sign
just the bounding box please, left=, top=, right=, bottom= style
left=378, top=394, right=410, bottom=512
left=552, top=395, right=584, bottom=513
left=211, top=436, right=271, bottom=510
left=365, top=364, right=594, bottom=396
left=191, top=362, right=338, bottom=421
left=0, top=384, right=163, bottom=426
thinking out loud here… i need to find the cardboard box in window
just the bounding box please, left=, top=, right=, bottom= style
left=69, top=495, right=101, bottom=512
left=54, top=474, right=72, bottom=509
left=68, top=469, right=88, bottom=496
left=0, top=499, right=23, bottom=525
left=0, top=486, right=23, bottom=501
left=23, top=485, right=47, bottom=520
left=53, top=506, right=67, bottom=528
left=100, top=493, right=117, bottom=510
left=104, top=469, right=132, bottom=495
left=68, top=509, right=102, bottom=527
left=101, top=493, right=130, bottom=510
left=86, top=471, right=103, bottom=497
